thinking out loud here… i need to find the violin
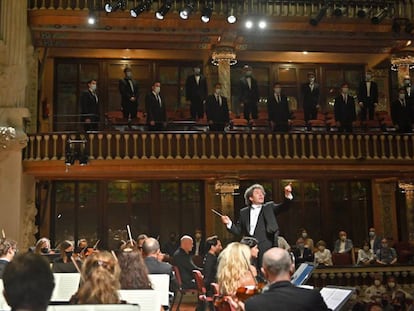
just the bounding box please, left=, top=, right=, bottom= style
left=235, top=282, right=266, bottom=302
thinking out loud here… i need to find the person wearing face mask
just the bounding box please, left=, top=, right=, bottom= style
left=298, top=228, right=314, bottom=250
left=364, top=274, right=386, bottom=304
left=333, top=230, right=353, bottom=254
left=357, top=241, right=374, bottom=265
left=267, top=82, right=290, bottom=132
left=52, top=240, right=81, bottom=273
left=368, top=227, right=382, bottom=254
left=80, top=79, right=100, bottom=131
left=301, top=72, right=320, bottom=122
left=205, top=82, right=230, bottom=131
left=119, top=67, right=139, bottom=121
left=314, top=240, right=332, bottom=266
left=357, top=70, right=379, bottom=121
left=376, top=238, right=397, bottom=265
left=185, top=66, right=208, bottom=120
left=145, top=81, right=167, bottom=131
left=403, top=75, right=413, bottom=99
left=291, top=238, right=314, bottom=268
left=238, top=65, right=260, bottom=121
left=334, top=82, right=356, bottom=133
left=391, top=87, right=413, bottom=133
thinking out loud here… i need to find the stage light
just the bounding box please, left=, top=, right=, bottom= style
left=180, top=0, right=195, bottom=19
left=333, top=6, right=347, bottom=17
left=156, top=1, right=172, bottom=20
left=227, top=8, right=236, bottom=24
left=130, top=0, right=152, bottom=18
left=201, top=1, right=213, bottom=23
left=104, top=0, right=125, bottom=13
left=258, top=20, right=267, bottom=29
left=357, top=7, right=371, bottom=18
left=245, top=20, right=253, bottom=29
left=309, top=6, right=327, bottom=26
left=371, top=8, right=388, bottom=24
left=87, top=11, right=96, bottom=25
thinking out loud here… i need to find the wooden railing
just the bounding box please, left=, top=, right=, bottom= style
left=23, top=131, right=414, bottom=162
left=27, top=0, right=406, bottom=20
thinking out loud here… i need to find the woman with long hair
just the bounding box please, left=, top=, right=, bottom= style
left=70, top=251, right=121, bottom=304
left=118, top=249, right=152, bottom=289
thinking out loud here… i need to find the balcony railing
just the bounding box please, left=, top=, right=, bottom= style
left=23, top=131, right=414, bottom=162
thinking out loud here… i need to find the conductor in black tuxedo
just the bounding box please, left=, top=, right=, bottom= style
left=185, top=66, right=208, bottom=120
left=239, top=65, right=260, bottom=120
left=205, top=83, right=230, bottom=131
left=221, top=183, right=293, bottom=267
left=244, top=248, right=328, bottom=311
left=391, top=87, right=413, bottom=133
left=334, top=82, right=356, bottom=133
left=267, top=82, right=290, bottom=132
left=145, top=81, right=167, bottom=131
left=357, top=70, right=379, bottom=121
left=301, top=72, right=320, bottom=122
left=119, top=67, right=139, bottom=120
left=80, top=79, right=100, bottom=131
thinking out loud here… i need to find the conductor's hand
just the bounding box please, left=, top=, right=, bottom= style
left=221, top=215, right=231, bottom=225
left=284, top=183, right=293, bottom=198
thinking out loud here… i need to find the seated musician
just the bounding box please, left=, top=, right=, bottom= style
left=118, top=248, right=152, bottom=289
left=52, top=240, right=81, bottom=273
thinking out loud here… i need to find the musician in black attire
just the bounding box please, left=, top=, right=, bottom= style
left=80, top=79, right=100, bottom=131
left=202, top=236, right=222, bottom=296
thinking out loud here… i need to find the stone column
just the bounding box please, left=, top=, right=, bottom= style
left=0, top=1, right=35, bottom=250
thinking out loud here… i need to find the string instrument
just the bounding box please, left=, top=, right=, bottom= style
left=235, top=282, right=266, bottom=302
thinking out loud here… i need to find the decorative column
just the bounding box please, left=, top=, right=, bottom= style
left=211, top=46, right=237, bottom=110
left=398, top=182, right=414, bottom=241
left=0, top=1, right=35, bottom=250
left=391, top=53, right=414, bottom=86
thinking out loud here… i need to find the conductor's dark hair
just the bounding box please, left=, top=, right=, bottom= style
left=3, top=253, right=55, bottom=310
left=244, top=184, right=266, bottom=205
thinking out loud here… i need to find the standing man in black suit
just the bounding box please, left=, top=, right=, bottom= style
left=0, top=238, right=17, bottom=278
left=119, top=67, right=139, bottom=121
left=173, top=235, right=201, bottom=289
left=239, top=65, right=259, bottom=121
left=221, top=183, right=293, bottom=267
left=267, top=82, right=290, bottom=132
left=145, top=81, right=167, bottom=131
left=202, top=236, right=222, bottom=296
left=142, top=237, right=178, bottom=292
left=80, top=79, right=100, bottom=131
left=205, top=82, right=230, bottom=131
left=357, top=70, right=379, bottom=121
left=391, top=87, right=413, bottom=133
left=301, top=72, right=320, bottom=122
left=186, top=66, right=208, bottom=120
left=244, top=248, right=328, bottom=311
left=334, top=82, right=356, bottom=133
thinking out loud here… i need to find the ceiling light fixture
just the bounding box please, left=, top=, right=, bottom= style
left=371, top=7, right=388, bottom=24
left=155, top=1, right=172, bottom=20
left=309, top=6, right=327, bottom=26
left=104, top=0, right=126, bottom=13
left=180, top=0, right=195, bottom=20
left=201, top=1, right=213, bottom=23
left=227, top=8, right=237, bottom=24
left=130, top=0, right=152, bottom=18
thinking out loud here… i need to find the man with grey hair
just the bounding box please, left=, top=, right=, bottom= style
left=221, top=183, right=292, bottom=267
left=0, top=238, right=17, bottom=278
left=245, top=248, right=328, bottom=311
left=173, top=235, right=201, bottom=289
left=143, top=237, right=177, bottom=292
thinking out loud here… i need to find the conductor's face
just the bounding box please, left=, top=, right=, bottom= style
left=249, top=188, right=265, bottom=205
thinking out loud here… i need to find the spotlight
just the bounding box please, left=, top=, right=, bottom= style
left=406, top=21, right=414, bottom=34
left=371, top=8, right=388, bottom=24
left=180, top=0, right=194, bottom=19
left=201, top=1, right=213, bottom=23
left=227, top=8, right=236, bottom=24
left=357, top=7, right=371, bottom=18
left=245, top=20, right=253, bottom=29
left=130, top=0, right=152, bottom=18
left=333, top=6, right=347, bottom=17
left=309, top=6, right=327, bottom=26
left=87, top=11, right=96, bottom=25
left=258, top=20, right=267, bottom=29
left=156, top=1, right=172, bottom=20
left=104, top=0, right=125, bottom=13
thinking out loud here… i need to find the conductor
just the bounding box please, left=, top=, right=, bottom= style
left=221, top=183, right=293, bottom=266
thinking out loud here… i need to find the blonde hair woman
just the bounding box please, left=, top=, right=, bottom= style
left=70, top=251, right=121, bottom=304
left=217, top=242, right=256, bottom=296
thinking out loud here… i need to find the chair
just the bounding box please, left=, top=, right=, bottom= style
left=118, top=289, right=161, bottom=311
left=148, top=274, right=170, bottom=307
left=332, top=251, right=354, bottom=266
left=250, top=119, right=270, bottom=131
left=172, top=266, right=197, bottom=311
left=229, top=118, right=250, bottom=132
left=47, top=304, right=140, bottom=311
left=307, top=119, right=327, bottom=132
left=192, top=270, right=215, bottom=306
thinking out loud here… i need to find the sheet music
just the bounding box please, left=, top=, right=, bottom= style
left=51, top=273, right=81, bottom=302
left=320, top=287, right=354, bottom=311
left=0, top=280, right=11, bottom=310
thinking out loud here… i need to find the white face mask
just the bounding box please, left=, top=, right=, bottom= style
left=399, top=93, right=406, bottom=100
left=245, top=71, right=252, bottom=77
left=194, top=68, right=201, bottom=75
left=274, top=88, right=281, bottom=93
left=154, top=86, right=160, bottom=94
left=342, top=88, right=349, bottom=94
left=374, top=280, right=381, bottom=286
left=309, top=77, right=315, bottom=83
left=126, top=71, right=132, bottom=78
left=215, top=88, right=221, bottom=95
left=90, top=84, right=97, bottom=91
left=366, top=74, right=372, bottom=81
left=404, top=79, right=411, bottom=86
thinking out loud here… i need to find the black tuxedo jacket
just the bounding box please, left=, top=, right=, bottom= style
left=391, top=98, right=413, bottom=129
left=145, top=92, right=167, bottom=125
left=245, top=281, right=328, bottom=311
left=334, top=94, right=356, bottom=123
left=202, top=252, right=218, bottom=293
left=267, top=93, right=290, bottom=123
left=301, top=83, right=320, bottom=108
left=185, top=75, right=208, bottom=102
left=144, top=256, right=178, bottom=291
left=80, top=90, right=99, bottom=122
left=0, top=259, right=8, bottom=278
left=172, top=248, right=200, bottom=289
left=119, top=79, right=139, bottom=104
left=357, top=81, right=379, bottom=105
left=205, top=94, right=230, bottom=124
left=238, top=76, right=259, bottom=104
